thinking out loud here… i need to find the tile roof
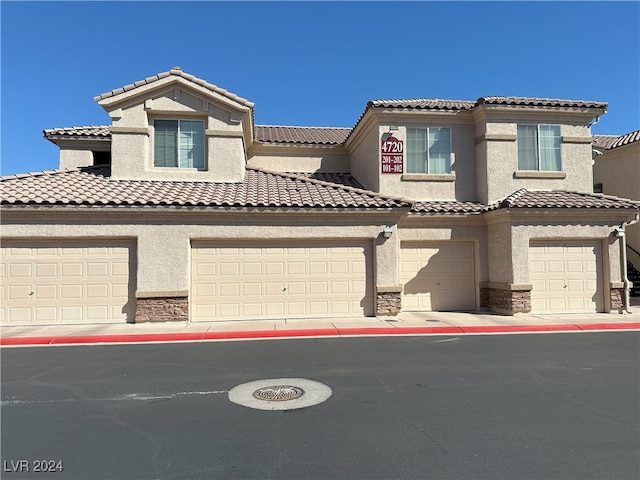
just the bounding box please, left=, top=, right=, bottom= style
left=593, top=129, right=640, bottom=150
left=346, top=96, right=608, bottom=144
left=94, top=67, right=254, bottom=108
left=254, top=125, right=351, bottom=145
left=294, top=172, right=365, bottom=189
left=43, top=126, right=111, bottom=141
left=477, top=96, right=607, bottom=110
left=43, top=125, right=350, bottom=146
left=411, top=201, right=486, bottom=214
left=592, top=134, right=620, bottom=150
left=368, top=99, right=475, bottom=111
left=366, top=96, right=606, bottom=111
left=490, top=189, right=639, bottom=210
left=0, top=166, right=411, bottom=210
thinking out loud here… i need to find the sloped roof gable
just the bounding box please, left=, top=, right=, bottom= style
left=0, top=166, right=412, bottom=210
left=95, top=66, right=254, bottom=110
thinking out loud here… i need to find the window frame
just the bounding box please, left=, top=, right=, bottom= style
left=405, top=126, right=452, bottom=175
left=152, top=118, right=206, bottom=170
left=517, top=124, right=562, bottom=172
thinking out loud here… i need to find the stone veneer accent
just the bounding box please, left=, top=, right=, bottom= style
left=376, top=291, right=401, bottom=316
left=609, top=287, right=624, bottom=312
left=480, top=285, right=531, bottom=315
left=135, top=296, right=188, bottom=323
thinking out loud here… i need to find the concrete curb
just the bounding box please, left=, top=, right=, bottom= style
left=1, top=322, right=638, bottom=346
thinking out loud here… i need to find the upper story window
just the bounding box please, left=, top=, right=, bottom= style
left=406, top=127, right=451, bottom=174
left=153, top=119, right=205, bottom=169
left=517, top=124, right=561, bottom=171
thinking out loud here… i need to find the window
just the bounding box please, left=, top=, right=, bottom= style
left=517, top=124, right=561, bottom=171
left=406, top=127, right=451, bottom=174
left=154, top=120, right=205, bottom=169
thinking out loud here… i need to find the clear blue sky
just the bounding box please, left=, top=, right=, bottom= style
left=1, top=1, right=639, bottom=176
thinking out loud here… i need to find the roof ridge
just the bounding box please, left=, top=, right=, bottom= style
left=246, top=166, right=414, bottom=207
left=94, top=67, right=254, bottom=108
left=0, top=165, right=102, bottom=182
left=498, top=188, right=529, bottom=208
left=372, top=97, right=474, bottom=103
left=558, top=189, right=640, bottom=205
left=256, top=125, right=351, bottom=130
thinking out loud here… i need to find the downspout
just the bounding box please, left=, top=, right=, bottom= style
left=619, top=211, right=640, bottom=313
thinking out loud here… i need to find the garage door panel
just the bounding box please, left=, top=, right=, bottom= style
left=529, top=241, right=603, bottom=313
left=191, top=241, right=373, bottom=321
left=401, top=242, right=476, bottom=312
left=309, top=302, right=328, bottom=315
left=8, top=308, right=31, bottom=322
left=243, top=262, right=262, bottom=275
left=1, top=241, right=135, bottom=325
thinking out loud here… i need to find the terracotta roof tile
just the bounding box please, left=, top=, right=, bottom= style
left=411, top=201, right=485, bottom=214
left=489, top=189, right=639, bottom=210
left=477, top=96, right=607, bottom=110
left=43, top=126, right=111, bottom=140
left=254, top=126, right=350, bottom=145
left=43, top=125, right=350, bottom=146
left=94, top=67, right=254, bottom=108
left=594, top=129, right=640, bottom=150
left=293, top=173, right=364, bottom=189
left=592, top=134, right=620, bottom=150
left=369, top=99, right=475, bottom=111
left=0, top=166, right=411, bottom=210
left=610, top=129, right=640, bottom=149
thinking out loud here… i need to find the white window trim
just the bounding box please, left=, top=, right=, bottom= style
left=516, top=124, right=562, bottom=172
left=152, top=118, right=206, bottom=170
left=405, top=126, right=452, bottom=175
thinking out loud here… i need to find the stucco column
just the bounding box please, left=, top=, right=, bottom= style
left=374, top=225, right=402, bottom=315
left=482, top=219, right=531, bottom=314
left=134, top=225, right=190, bottom=322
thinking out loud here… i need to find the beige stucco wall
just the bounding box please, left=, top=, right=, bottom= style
left=105, top=85, right=248, bottom=182
left=477, top=120, right=594, bottom=203
left=1, top=209, right=403, bottom=296
left=376, top=122, right=477, bottom=201
left=348, top=119, right=380, bottom=192
left=247, top=145, right=351, bottom=173
left=59, top=149, right=94, bottom=169
left=593, top=143, right=640, bottom=266
left=485, top=211, right=629, bottom=305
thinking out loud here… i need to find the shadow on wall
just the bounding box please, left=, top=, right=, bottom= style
left=403, top=247, right=476, bottom=312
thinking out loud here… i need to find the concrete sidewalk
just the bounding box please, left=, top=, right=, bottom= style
left=1, top=302, right=638, bottom=346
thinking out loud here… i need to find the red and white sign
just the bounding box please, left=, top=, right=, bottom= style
left=381, top=136, right=403, bottom=174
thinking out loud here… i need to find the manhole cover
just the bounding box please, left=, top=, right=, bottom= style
left=229, top=378, right=332, bottom=411
left=253, top=385, right=305, bottom=401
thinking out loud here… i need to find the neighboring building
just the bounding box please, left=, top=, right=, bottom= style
left=593, top=130, right=640, bottom=295
left=2, top=67, right=638, bottom=325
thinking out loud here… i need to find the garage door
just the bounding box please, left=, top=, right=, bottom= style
left=401, top=242, right=475, bottom=311
left=191, top=241, right=374, bottom=321
left=0, top=240, right=135, bottom=325
left=529, top=241, right=603, bottom=313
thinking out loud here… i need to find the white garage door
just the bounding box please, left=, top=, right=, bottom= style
left=1, top=240, right=135, bottom=325
left=529, top=241, right=603, bottom=313
left=401, top=242, right=476, bottom=311
left=191, top=241, right=374, bottom=321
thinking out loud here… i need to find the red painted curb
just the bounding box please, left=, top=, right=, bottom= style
left=1, top=323, right=638, bottom=346
left=462, top=324, right=582, bottom=333
left=336, top=326, right=465, bottom=336
left=202, top=328, right=340, bottom=340
left=576, top=322, right=640, bottom=331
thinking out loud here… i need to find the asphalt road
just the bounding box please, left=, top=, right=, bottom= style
left=1, top=332, right=639, bottom=480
